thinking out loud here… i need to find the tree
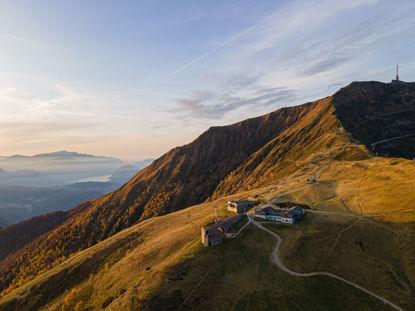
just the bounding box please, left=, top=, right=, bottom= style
left=89, top=273, right=95, bottom=283
left=75, top=301, right=83, bottom=311
left=64, top=288, right=77, bottom=306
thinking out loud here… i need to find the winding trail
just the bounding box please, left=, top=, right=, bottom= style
left=321, top=217, right=361, bottom=265
left=231, top=216, right=252, bottom=239
left=180, top=267, right=214, bottom=309
left=247, top=213, right=404, bottom=311
left=370, top=133, right=415, bottom=148
left=17, top=287, right=30, bottom=300
left=229, top=142, right=406, bottom=310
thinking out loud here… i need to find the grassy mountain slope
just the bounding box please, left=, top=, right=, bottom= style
left=0, top=202, right=90, bottom=262
left=0, top=96, right=326, bottom=295
left=210, top=96, right=345, bottom=198
left=0, top=152, right=414, bottom=310
left=212, top=81, right=415, bottom=198
left=0, top=81, right=414, bottom=301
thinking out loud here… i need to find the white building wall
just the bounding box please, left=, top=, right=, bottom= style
left=255, top=213, right=294, bottom=224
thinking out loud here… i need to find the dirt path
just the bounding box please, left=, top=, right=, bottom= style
left=269, top=143, right=351, bottom=205
left=248, top=213, right=404, bottom=311
left=17, top=287, right=30, bottom=300
left=321, top=217, right=361, bottom=265
left=270, top=184, right=311, bottom=203
left=231, top=142, right=405, bottom=310
left=231, top=217, right=252, bottom=239
left=179, top=266, right=214, bottom=309
left=370, top=133, right=415, bottom=148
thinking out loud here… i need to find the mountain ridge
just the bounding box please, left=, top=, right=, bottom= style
left=1, top=151, right=118, bottom=160
left=0, top=151, right=124, bottom=188
left=0, top=80, right=414, bottom=297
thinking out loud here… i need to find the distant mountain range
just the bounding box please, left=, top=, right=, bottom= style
left=0, top=151, right=124, bottom=187
left=0, top=152, right=154, bottom=224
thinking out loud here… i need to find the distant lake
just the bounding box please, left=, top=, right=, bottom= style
left=74, top=175, right=112, bottom=183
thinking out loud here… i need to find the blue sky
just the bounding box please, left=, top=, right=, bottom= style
left=0, top=0, right=414, bottom=161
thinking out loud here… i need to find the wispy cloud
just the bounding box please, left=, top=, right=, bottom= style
left=172, top=0, right=415, bottom=122
left=174, top=0, right=378, bottom=75
left=301, top=57, right=352, bottom=76
left=173, top=9, right=280, bottom=74
left=172, top=87, right=295, bottom=120
left=1, top=0, right=414, bottom=159
left=170, top=0, right=390, bottom=119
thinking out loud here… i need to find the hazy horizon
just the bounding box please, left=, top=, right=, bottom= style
left=1, top=0, right=415, bottom=161
left=0, top=150, right=152, bottom=162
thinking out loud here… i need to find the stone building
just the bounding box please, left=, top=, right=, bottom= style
left=202, top=214, right=243, bottom=246
left=227, top=200, right=255, bottom=214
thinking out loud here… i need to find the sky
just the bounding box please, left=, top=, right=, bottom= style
left=0, top=0, right=414, bottom=161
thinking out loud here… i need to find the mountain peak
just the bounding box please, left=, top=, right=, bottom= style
left=33, top=151, right=92, bottom=158
left=332, top=80, right=415, bottom=159
left=9, top=154, right=27, bottom=159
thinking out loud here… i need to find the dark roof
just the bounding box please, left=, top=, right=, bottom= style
left=255, top=205, right=304, bottom=218
left=254, top=206, right=273, bottom=215
left=209, top=230, right=224, bottom=239
left=231, top=200, right=253, bottom=205
left=288, top=206, right=304, bottom=216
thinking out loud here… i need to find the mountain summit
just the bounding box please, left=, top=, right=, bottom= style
left=332, top=81, right=415, bottom=158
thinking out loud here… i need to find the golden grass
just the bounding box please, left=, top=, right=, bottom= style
left=1, top=134, right=414, bottom=310
left=263, top=211, right=415, bottom=310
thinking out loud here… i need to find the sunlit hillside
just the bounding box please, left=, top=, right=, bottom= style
left=2, top=1, right=415, bottom=310
left=0, top=81, right=414, bottom=311
left=1, top=147, right=414, bottom=310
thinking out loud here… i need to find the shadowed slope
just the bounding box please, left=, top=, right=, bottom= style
left=1, top=81, right=414, bottom=297
left=0, top=202, right=90, bottom=262
left=211, top=97, right=344, bottom=198
left=332, top=81, right=415, bottom=159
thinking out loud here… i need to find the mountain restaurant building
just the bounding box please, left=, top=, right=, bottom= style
left=254, top=205, right=305, bottom=224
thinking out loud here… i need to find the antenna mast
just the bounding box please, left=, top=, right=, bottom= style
left=395, top=63, right=399, bottom=81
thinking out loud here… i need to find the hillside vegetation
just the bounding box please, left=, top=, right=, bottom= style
left=0, top=81, right=414, bottom=308
left=0, top=152, right=414, bottom=310
left=0, top=94, right=341, bottom=295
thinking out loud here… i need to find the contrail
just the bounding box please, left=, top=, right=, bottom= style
left=173, top=13, right=275, bottom=75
